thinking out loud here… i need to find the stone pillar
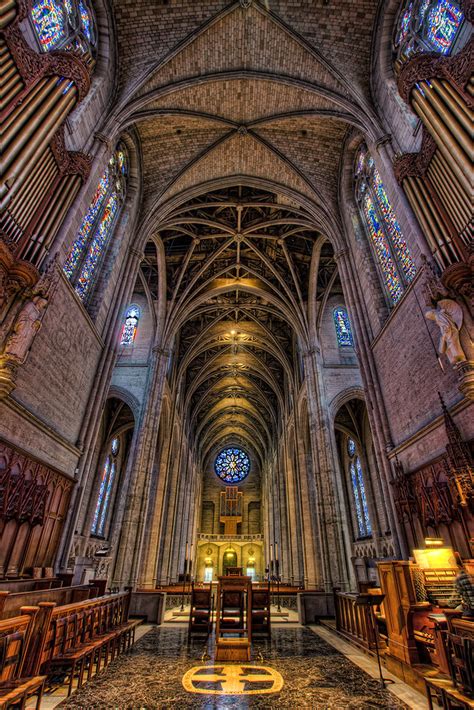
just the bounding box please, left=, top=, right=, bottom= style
left=112, top=346, right=170, bottom=587
left=303, top=346, right=350, bottom=592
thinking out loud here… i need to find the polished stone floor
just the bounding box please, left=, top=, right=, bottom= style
left=58, top=625, right=409, bottom=709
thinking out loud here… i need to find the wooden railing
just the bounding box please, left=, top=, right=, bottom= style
left=333, top=590, right=378, bottom=651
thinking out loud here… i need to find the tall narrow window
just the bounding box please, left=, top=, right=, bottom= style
left=64, top=145, right=128, bottom=302
left=31, top=0, right=97, bottom=60
left=333, top=307, right=354, bottom=347
left=120, top=305, right=140, bottom=345
left=355, top=146, right=416, bottom=306
left=347, top=438, right=372, bottom=538
left=91, top=437, right=119, bottom=536
left=394, top=0, right=465, bottom=64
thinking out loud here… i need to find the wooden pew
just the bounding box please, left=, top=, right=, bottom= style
left=0, top=607, right=46, bottom=709
left=30, top=590, right=141, bottom=696
left=0, top=583, right=101, bottom=619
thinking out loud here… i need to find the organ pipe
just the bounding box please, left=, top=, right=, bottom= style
left=394, top=42, right=473, bottom=271
left=1, top=3, right=91, bottom=268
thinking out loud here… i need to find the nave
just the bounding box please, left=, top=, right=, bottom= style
left=0, top=0, right=473, bottom=707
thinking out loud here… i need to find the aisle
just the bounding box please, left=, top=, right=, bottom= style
left=57, top=625, right=409, bottom=709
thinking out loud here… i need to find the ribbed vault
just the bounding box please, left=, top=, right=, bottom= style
left=143, top=184, right=340, bottom=469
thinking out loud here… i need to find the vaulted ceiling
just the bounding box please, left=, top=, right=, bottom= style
left=117, top=1, right=378, bottom=467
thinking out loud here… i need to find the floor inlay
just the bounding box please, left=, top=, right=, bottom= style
left=58, top=626, right=409, bottom=708
left=182, top=664, right=284, bottom=695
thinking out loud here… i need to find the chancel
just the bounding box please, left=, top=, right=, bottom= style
left=0, top=0, right=472, bottom=707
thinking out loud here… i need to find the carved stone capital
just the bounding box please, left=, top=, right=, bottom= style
left=0, top=356, right=18, bottom=399
left=454, top=360, right=474, bottom=401
left=0, top=239, right=40, bottom=312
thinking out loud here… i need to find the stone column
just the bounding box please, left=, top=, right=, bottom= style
left=303, top=346, right=350, bottom=591
left=112, top=346, right=170, bottom=587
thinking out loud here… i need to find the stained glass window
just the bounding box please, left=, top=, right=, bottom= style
left=91, top=437, right=120, bottom=537
left=215, top=447, right=250, bottom=484
left=31, top=0, right=97, bottom=58
left=333, top=307, right=354, bottom=347
left=394, top=0, right=464, bottom=63
left=64, top=145, right=128, bottom=303
left=348, top=439, right=371, bottom=538
left=355, top=145, right=416, bottom=306
left=120, top=305, right=140, bottom=345
left=347, top=438, right=356, bottom=457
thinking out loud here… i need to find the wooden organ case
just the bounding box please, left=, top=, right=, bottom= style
left=378, top=556, right=468, bottom=673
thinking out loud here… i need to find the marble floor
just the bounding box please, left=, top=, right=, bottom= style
left=53, top=623, right=418, bottom=709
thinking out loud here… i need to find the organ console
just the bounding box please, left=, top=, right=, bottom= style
left=378, top=544, right=471, bottom=675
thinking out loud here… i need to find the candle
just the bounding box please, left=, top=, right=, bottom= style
left=275, top=542, right=278, bottom=561
left=185, top=541, right=189, bottom=561
left=270, top=544, right=273, bottom=561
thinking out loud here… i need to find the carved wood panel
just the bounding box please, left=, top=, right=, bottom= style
left=0, top=440, right=75, bottom=577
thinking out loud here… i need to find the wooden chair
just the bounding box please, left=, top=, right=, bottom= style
left=250, top=584, right=271, bottom=638
left=447, top=633, right=473, bottom=698
left=0, top=610, right=46, bottom=710
left=215, top=576, right=251, bottom=661
left=188, top=584, right=213, bottom=638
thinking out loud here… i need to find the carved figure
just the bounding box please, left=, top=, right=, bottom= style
left=3, top=295, right=48, bottom=363
left=426, top=298, right=466, bottom=365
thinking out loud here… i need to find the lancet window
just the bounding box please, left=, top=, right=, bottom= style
left=120, top=305, right=140, bottom=345
left=91, top=437, right=119, bottom=537
left=333, top=307, right=354, bottom=347
left=347, top=439, right=372, bottom=538
left=394, top=0, right=465, bottom=65
left=64, top=145, right=128, bottom=302
left=355, top=146, right=416, bottom=306
left=31, top=0, right=97, bottom=60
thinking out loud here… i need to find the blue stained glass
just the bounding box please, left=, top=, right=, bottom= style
left=373, top=172, right=416, bottom=283
left=363, top=192, right=404, bottom=305
left=97, top=462, right=115, bottom=535
left=350, top=461, right=365, bottom=537
left=397, top=2, right=413, bottom=44
left=347, top=438, right=356, bottom=457
left=32, top=0, right=66, bottom=51
left=74, top=191, right=119, bottom=299
left=63, top=170, right=110, bottom=278
left=78, top=0, right=92, bottom=40
left=215, top=447, right=250, bottom=483
left=355, top=457, right=372, bottom=535
left=333, top=307, right=354, bottom=347
left=427, top=1, right=463, bottom=53
left=91, top=456, right=110, bottom=534
left=120, top=305, right=140, bottom=345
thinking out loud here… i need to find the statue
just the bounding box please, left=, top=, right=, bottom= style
left=3, top=295, right=48, bottom=364
left=426, top=298, right=466, bottom=366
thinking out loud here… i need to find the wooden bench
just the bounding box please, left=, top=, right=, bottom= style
left=31, top=591, right=142, bottom=696
left=0, top=607, right=46, bottom=709
left=0, top=583, right=101, bottom=619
